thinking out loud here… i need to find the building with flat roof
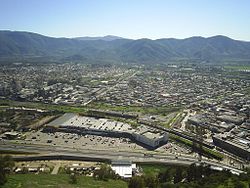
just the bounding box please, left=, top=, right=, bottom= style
left=111, top=160, right=136, bottom=178
left=2, top=131, right=20, bottom=139
left=45, top=113, right=168, bottom=149
left=216, top=115, right=244, bottom=125
left=212, top=133, right=250, bottom=160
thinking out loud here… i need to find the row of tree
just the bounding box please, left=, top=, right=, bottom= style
left=93, top=164, right=120, bottom=181
left=128, top=163, right=250, bottom=188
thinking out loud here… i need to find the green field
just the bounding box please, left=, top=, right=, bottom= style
left=160, top=111, right=183, bottom=128
left=224, top=65, right=250, bottom=70
left=2, top=174, right=128, bottom=188
left=88, top=102, right=181, bottom=115
left=140, top=163, right=168, bottom=176
left=0, top=99, right=181, bottom=118
left=0, top=99, right=88, bottom=114
left=0, top=99, right=181, bottom=116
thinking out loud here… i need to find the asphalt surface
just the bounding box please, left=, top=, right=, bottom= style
left=0, top=141, right=245, bottom=175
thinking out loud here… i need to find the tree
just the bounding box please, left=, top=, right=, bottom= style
left=158, top=169, right=173, bottom=183
left=187, top=163, right=202, bottom=182
left=93, top=164, right=117, bottom=181
left=69, top=173, right=77, bottom=184
left=0, top=155, right=15, bottom=185
left=143, top=174, right=159, bottom=188
left=128, top=176, right=145, bottom=188
left=224, top=178, right=234, bottom=188
left=234, top=181, right=245, bottom=188
left=174, top=167, right=183, bottom=184
left=161, top=182, right=177, bottom=188
left=202, top=164, right=212, bottom=177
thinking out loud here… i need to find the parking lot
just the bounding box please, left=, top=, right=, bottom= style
left=19, top=130, right=144, bottom=151
left=12, top=130, right=191, bottom=156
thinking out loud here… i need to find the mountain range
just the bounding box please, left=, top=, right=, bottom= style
left=1, top=30, right=250, bottom=64
left=74, top=35, right=124, bottom=41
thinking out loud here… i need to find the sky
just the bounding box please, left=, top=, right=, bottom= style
left=0, top=0, right=250, bottom=40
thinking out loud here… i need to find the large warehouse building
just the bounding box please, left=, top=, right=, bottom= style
left=213, top=133, right=250, bottom=160
left=45, top=113, right=168, bottom=149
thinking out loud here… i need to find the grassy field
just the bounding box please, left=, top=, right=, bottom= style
left=0, top=99, right=87, bottom=113
left=161, top=111, right=183, bottom=128
left=139, top=163, right=168, bottom=176
left=2, top=174, right=128, bottom=188
left=0, top=100, right=91, bottom=113
left=224, top=65, right=250, bottom=70
left=88, top=102, right=181, bottom=116
left=0, top=99, right=181, bottom=116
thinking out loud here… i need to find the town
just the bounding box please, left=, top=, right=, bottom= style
left=0, top=62, right=250, bottom=187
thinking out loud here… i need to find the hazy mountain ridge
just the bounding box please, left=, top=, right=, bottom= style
left=1, top=31, right=250, bottom=63
left=74, top=35, right=125, bottom=41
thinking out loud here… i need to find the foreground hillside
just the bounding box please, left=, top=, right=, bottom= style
left=2, top=174, right=127, bottom=188
left=2, top=166, right=250, bottom=188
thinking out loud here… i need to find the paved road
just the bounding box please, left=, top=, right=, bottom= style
left=51, top=163, right=61, bottom=175
left=180, top=110, right=196, bottom=131
left=83, top=70, right=138, bottom=106
left=0, top=142, right=244, bottom=175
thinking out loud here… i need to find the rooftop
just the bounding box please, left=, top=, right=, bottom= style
left=46, top=113, right=164, bottom=140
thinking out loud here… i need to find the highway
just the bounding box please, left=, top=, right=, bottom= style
left=0, top=141, right=245, bottom=175
left=83, top=70, right=138, bottom=106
